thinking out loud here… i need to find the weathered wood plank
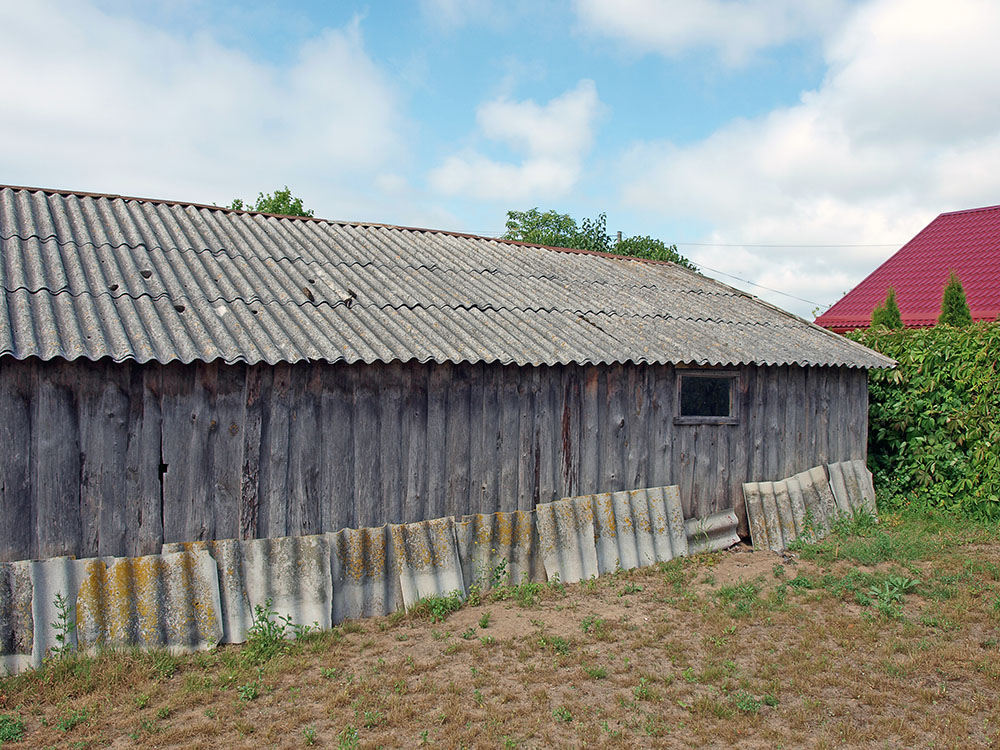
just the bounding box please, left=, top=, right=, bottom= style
left=480, top=364, right=503, bottom=514
left=239, top=364, right=264, bottom=539
left=34, top=362, right=83, bottom=558
left=445, top=363, right=472, bottom=517
left=578, top=366, right=600, bottom=497
left=353, top=364, right=381, bottom=527
left=379, top=362, right=405, bottom=523
left=516, top=367, right=537, bottom=510
left=602, top=363, right=627, bottom=492
left=649, top=364, right=674, bottom=489
left=424, top=364, right=449, bottom=520
left=210, top=363, right=247, bottom=541
left=76, top=363, right=130, bottom=557
left=160, top=363, right=212, bottom=544
left=257, top=362, right=292, bottom=537
left=559, top=367, right=581, bottom=499
left=0, top=360, right=34, bottom=561
left=498, top=366, right=521, bottom=511
left=403, top=363, right=428, bottom=523
left=287, top=366, right=323, bottom=535
left=535, top=366, right=558, bottom=506
left=323, top=363, right=356, bottom=531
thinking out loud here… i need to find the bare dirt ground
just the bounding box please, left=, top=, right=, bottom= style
left=2, top=512, right=999, bottom=749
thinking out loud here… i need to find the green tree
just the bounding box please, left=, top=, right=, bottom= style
left=502, top=208, right=696, bottom=270
left=503, top=208, right=581, bottom=248
left=229, top=186, right=314, bottom=217
left=615, top=234, right=697, bottom=270
left=937, top=271, right=972, bottom=326
left=870, top=287, right=903, bottom=329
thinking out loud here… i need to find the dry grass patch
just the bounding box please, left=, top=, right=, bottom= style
left=2, top=510, right=1000, bottom=748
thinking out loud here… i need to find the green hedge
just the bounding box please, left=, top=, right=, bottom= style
left=848, top=323, right=1000, bottom=520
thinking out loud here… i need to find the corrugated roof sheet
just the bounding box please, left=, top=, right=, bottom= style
left=816, top=204, right=1000, bottom=331
left=0, top=185, right=892, bottom=368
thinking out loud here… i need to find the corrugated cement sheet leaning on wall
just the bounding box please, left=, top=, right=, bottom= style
left=535, top=486, right=740, bottom=584
left=0, top=551, right=221, bottom=674
left=162, top=536, right=335, bottom=644
left=742, top=459, right=878, bottom=553
left=2, top=487, right=741, bottom=675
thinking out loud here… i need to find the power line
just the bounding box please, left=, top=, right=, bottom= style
left=675, top=241, right=900, bottom=248
left=696, top=263, right=829, bottom=308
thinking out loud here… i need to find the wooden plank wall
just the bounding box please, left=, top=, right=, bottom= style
left=0, top=358, right=869, bottom=562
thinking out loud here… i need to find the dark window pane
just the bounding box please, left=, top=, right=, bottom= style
left=680, top=376, right=732, bottom=417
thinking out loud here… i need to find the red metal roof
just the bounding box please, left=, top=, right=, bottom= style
left=816, top=204, right=1000, bottom=332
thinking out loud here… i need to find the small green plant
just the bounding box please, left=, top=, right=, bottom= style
left=57, top=707, right=89, bottom=732
left=763, top=693, right=779, bottom=707
left=580, top=614, right=607, bottom=635
left=156, top=706, right=170, bottom=720
left=490, top=558, right=509, bottom=587
left=243, top=599, right=292, bottom=664
left=238, top=677, right=262, bottom=702
left=411, top=591, right=464, bottom=623
left=732, top=691, right=762, bottom=713
left=867, top=575, right=920, bottom=618
left=480, top=635, right=495, bottom=645
left=539, top=635, right=570, bottom=655
left=478, top=611, right=491, bottom=629
left=619, top=582, right=644, bottom=596
left=303, top=725, right=317, bottom=745
left=48, top=592, right=76, bottom=659
left=0, top=713, right=26, bottom=743
left=552, top=706, right=572, bottom=723
left=461, top=628, right=477, bottom=640
left=633, top=677, right=652, bottom=700
left=584, top=665, right=607, bottom=679
left=337, top=725, right=360, bottom=749
left=134, top=693, right=151, bottom=709
left=362, top=709, right=386, bottom=728
left=321, top=667, right=338, bottom=680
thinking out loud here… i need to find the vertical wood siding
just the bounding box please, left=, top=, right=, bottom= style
left=0, top=358, right=868, bottom=562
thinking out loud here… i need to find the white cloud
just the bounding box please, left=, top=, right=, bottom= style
left=0, top=1, right=405, bottom=218
left=616, top=0, right=1000, bottom=316
left=428, top=79, right=603, bottom=201
left=574, top=0, right=847, bottom=63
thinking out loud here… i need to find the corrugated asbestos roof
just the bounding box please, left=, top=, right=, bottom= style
left=0, top=185, right=893, bottom=368
left=816, top=203, right=1000, bottom=331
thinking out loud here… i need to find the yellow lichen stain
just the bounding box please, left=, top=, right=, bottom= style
left=77, top=552, right=219, bottom=652
left=337, top=528, right=389, bottom=582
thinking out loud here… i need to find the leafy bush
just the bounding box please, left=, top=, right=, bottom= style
left=848, top=323, right=1000, bottom=519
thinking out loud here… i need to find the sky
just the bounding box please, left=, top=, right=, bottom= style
left=3, top=0, right=1000, bottom=318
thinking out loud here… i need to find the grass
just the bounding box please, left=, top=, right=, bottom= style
left=2, top=507, right=1000, bottom=747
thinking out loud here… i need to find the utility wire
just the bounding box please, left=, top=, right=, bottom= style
left=695, top=263, right=829, bottom=308
left=675, top=241, right=900, bottom=248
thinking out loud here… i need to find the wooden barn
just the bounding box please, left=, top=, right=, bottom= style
left=0, top=186, right=893, bottom=563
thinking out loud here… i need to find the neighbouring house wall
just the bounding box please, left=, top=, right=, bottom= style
left=0, top=358, right=868, bottom=562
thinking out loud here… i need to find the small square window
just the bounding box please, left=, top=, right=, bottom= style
left=674, top=371, right=739, bottom=425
